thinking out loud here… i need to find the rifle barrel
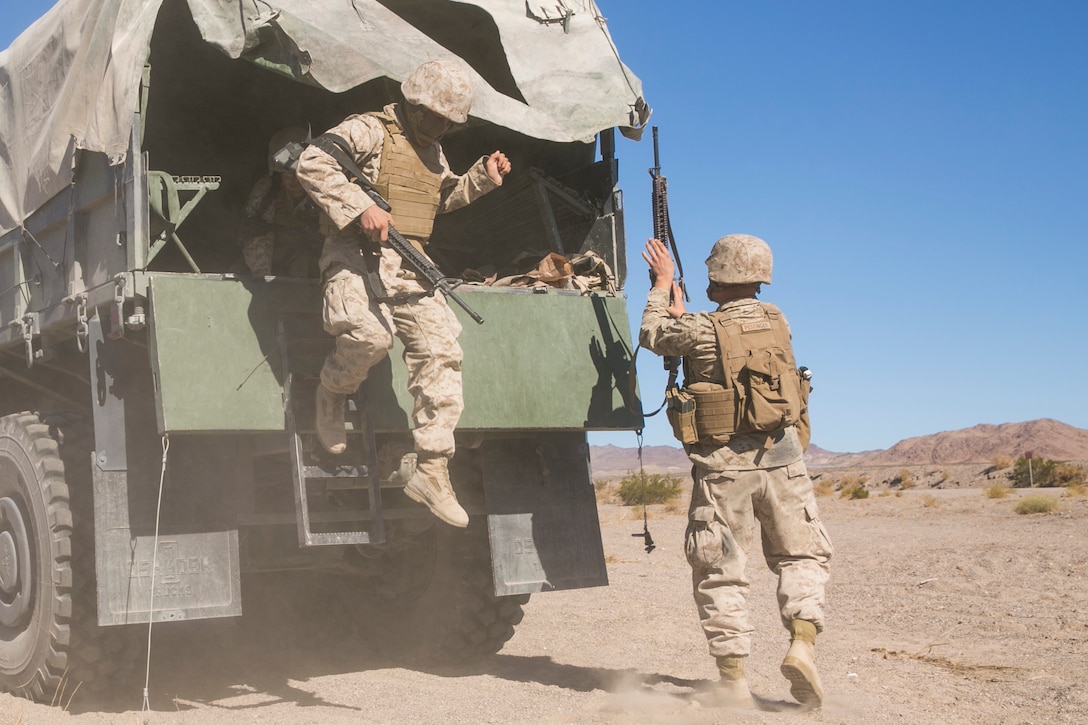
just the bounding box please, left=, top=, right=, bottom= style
left=387, top=227, right=485, bottom=325
left=652, top=126, right=661, bottom=171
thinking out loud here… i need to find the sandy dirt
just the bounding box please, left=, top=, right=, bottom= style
left=3, top=486, right=1086, bottom=724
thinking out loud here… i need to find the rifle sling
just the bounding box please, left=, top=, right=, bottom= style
left=310, top=133, right=448, bottom=304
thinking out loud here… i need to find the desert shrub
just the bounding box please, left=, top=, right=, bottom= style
left=892, top=469, right=915, bottom=490
left=922, top=495, right=939, bottom=508
left=1052, top=462, right=1088, bottom=486
left=1013, top=496, right=1059, bottom=515
left=857, top=474, right=870, bottom=485
left=1010, top=457, right=1088, bottom=488
left=1010, top=456, right=1047, bottom=487
left=839, top=484, right=869, bottom=500
left=984, top=484, right=1012, bottom=499
left=814, top=480, right=834, bottom=497
left=617, top=472, right=683, bottom=506
left=1064, top=482, right=1086, bottom=497
left=991, top=454, right=1014, bottom=471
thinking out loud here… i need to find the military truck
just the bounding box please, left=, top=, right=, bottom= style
left=0, top=0, right=648, bottom=701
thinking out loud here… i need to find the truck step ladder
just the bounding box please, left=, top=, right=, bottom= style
left=279, top=315, right=385, bottom=546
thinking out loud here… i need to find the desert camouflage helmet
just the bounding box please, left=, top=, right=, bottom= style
left=705, top=234, right=773, bottom=285
left=401, top=60, right=473, bottom=124
left=267, top=126, right=307, bottom=171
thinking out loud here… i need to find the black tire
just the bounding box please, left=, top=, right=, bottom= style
left=49, top=413, right=140, bottom=694
left=0, top=412, right=74, bottom=700
left=360, top=519, right=530, bottom=664
left=0, top=412, right=138, bottom=702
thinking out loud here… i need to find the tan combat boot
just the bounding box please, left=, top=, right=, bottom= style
left=315, top=383, right=347, bottom=455
left=715, top=655, right=755, bottom=709
left=780, top=619, right=823, bottom=709
left=404, top=455, right=469, bottom=527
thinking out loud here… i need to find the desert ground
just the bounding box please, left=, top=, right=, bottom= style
left=2, top=484, right=1086, bottom=724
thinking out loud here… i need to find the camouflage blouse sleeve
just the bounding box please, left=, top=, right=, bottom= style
left=435, top=150, right=501, bottom=214
left=638, top=287, right=704, bottom=356
left=295, top=114, right=384, bottom=231
left=237, top=174, right=276, bottom=275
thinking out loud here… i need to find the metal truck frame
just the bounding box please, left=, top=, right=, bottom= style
left=0, top=0, right=647, bottom=701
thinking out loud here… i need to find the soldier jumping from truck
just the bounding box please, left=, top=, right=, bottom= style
left=294, top=59, right=511, bottom=528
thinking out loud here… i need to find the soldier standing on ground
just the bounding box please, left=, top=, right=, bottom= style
left=639, top=235, right=833, bottom=709
left=295, top=60, right=511, bottom=528
left=239, top=127, right=323, bottom=277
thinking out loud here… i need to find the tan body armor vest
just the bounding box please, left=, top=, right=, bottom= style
left=668, top=303, right=809, bottom=446
left=372, top=111, right=444, bottom=243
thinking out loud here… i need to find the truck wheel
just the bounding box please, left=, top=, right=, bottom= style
left=369, top=519, right=530, bottom=663
left=45, top=413, right=139, bottom=694
left=0, top=412, right=74, bottom=701
left=0, top=412, right=137, bottom=702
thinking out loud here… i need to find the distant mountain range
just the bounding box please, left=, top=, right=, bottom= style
left=589, top=418, right=1088, bottom=479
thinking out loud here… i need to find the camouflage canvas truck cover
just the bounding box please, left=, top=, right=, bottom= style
left=0, top=0, right=649, bottom=701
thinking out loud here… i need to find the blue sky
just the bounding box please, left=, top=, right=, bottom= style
left=4, top=2, right=1086, bottom=452
left=597, top=0, right=1088, bottom=452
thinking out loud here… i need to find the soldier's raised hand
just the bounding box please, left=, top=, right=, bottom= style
left=643, top=239, right=684, bottom=317
left=486, top=150, right=511, bottom=184
left=642, top=238, right=675, bottom=289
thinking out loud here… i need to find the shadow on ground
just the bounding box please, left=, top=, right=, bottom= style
left=66, top=613, right=807, bottom=718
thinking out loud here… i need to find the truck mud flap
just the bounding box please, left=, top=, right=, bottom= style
left=93, top=474, right=242, bottom=626
left=480, top=433, right=607, bottom=595
left=90, top=316, right=241, bottom=625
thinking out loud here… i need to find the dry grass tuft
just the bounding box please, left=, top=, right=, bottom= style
left=984, top=484, right=1012, bottom=499
left=922, top=495, right=939, bottom=508
left=839, top=484, right=869, bottom=500
left=1014, top=496, right=1059, bottom=515
left=593, top=478, right=615, bottom=504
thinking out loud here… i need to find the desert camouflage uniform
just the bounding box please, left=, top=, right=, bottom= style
left=296, top=104, right=499, bottom=457
left=639, top=287, right=834, bottom=658
left=239, top=173, right=323, bottom=277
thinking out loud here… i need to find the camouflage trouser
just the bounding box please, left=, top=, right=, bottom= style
left=686, top=460, right=833, bottom=658
left=320, top=245, right=464, bottom=458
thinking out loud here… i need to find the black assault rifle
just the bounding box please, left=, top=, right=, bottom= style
left=648, top=126, right=688, bottom=305
left=274, top=134, right=484, bottom=325
left=648, top=126, right=687, bottom=385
